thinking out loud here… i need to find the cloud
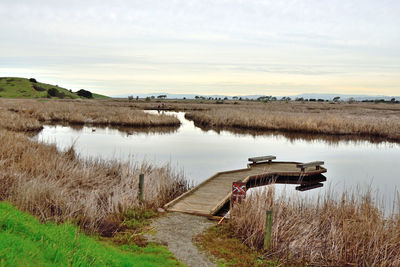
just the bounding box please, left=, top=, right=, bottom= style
left=1, top=0, right=399, bottom=95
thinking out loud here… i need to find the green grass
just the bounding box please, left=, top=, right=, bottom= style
left=92, top=93, right=109, bottom=99
left=0, top=202, right=183, bottom=267
left=0, top=77, right=108, bottom=99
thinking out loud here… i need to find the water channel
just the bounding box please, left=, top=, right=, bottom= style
left=34, top=111, right=400, bottom=209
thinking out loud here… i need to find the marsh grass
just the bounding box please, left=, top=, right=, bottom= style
left=186, top=107, right=400, bottom=141
left=0, top=130, right=189, bottom=235
left=0, top=108, right=42, bottom=132
left=0, top=99, right=180, bottom=128
left=229, top=187, right=400, bottom=266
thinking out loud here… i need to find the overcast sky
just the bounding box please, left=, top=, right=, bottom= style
left=1, top=0, right=399, bottom=96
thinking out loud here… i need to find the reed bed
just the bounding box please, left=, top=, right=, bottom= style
left=230, top=187, right=400, bottom=266
left=0, top=99, right=180, bottom=127
left=186, top=107, right=400, bottom=141
left=0, top=108, right=42, bottom=132
left=0, top=129, right=189, bottom=235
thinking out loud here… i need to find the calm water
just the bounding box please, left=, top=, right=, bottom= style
left=34, top=111, right=400, bottom=207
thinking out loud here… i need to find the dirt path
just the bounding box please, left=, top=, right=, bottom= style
left=145, top=212, right=216, bottom=267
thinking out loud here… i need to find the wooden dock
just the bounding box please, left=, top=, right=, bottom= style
left=164, top=157, right=327, bottom=217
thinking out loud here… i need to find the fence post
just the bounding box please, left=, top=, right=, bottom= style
left=139, top=173, right=144, bottom=203
left=264, top=210, right=273, bottom=250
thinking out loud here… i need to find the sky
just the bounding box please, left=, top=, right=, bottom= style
left=0, top=0, right=399, bottom=96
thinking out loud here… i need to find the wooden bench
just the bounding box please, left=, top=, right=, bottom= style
left=248, top=155, right=276, bottom=164
left=296, top=161, right=324, bottom=172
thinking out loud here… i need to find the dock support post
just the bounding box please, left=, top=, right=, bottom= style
left=264, top=210, right=273, bottom=250
left=139, top=173, right=144, bottom=203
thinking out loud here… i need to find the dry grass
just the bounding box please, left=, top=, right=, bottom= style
left=185, top=106, right=400, bottom=141
left=0, top=99, right=180, bottom=128
left=0, top=108, right=42, bottom=132
left=0, top=129, right=189, bottom=235
left=130, top=98, right=400, bottom=141
left=230, top=187, right=400, bottom=266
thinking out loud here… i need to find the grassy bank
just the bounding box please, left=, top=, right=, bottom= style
left=0, top=109, right=43, bottom=132
left=185, top=106, right=400, bottom=142
left=199, top=187, right=400, bottom=266
left=128, top=98, right=400, bottom=142
left=0, top=201, right=182, bottom=266
left=0, top=129, right=189, bottom=234
left=0, top=99, right=181, bottom=129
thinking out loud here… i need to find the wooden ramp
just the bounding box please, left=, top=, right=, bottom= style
left=164, top=157, right=327, bottom=217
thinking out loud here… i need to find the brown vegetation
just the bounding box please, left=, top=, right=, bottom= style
left=185, top=104, right=400, bottom=141
left=128, top=98, right=400, bottom=141
left=0, top=129, right=189, bottom=234
left=0, top=99, right=180, bottom=128
left=228, top=187, right=400, bottom=266
left=0, top=108, right=42, bottom=132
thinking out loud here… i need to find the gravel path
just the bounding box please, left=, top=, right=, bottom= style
left=145, top=212, right=216, bottom=267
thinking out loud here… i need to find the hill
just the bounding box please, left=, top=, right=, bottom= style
left=0, top=77, right=108, bottom=99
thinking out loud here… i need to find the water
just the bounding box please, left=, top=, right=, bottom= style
left=34, top=111, right=400, bottom=208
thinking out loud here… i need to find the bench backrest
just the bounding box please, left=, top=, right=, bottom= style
left=296, top=161, right=324, bottom=171
left=248, top=155, right=276, bottom=163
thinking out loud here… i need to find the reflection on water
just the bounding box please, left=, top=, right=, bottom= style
left=44, top=122, right=180, bottom=136
left=191, top=121, right=397, bottom=146
left=34, top=111, right=400, bottom=208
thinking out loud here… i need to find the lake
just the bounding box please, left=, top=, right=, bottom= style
left=34, top=111, right=400, bottom=209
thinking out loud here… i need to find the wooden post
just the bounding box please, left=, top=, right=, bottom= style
left=264, top=210, right=273, bottom=250
left=139, top=173, right=144, bottom=203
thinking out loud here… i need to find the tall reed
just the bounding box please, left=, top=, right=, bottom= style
left=0, top=130, right=189, bottom=234
left=0, top=99, right=180, bottom=127
left=231, top=187, right=400, bottom=266
left=0, top=108, right=42, bottom=132
left=186, top=107, right=400, bottom=141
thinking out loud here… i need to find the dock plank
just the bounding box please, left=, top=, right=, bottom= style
left=164, top=161, right=327, bottom=216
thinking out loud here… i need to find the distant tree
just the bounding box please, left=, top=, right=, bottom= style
left=183, top=97, right=186, bottom=100
left=223, top=97, right=228, bottom=100
left=195, top=96, right=199, bottom=99
left=76, top=89, right=93, bottom=99
left=136, top=96, right=139, bottom=100
left=32, top=84, right=46, bottom=92
left=232, top=96, right=238, bottom=100
left=128, top=95, right=134, bottom=101
left=47, top=88, right=59, bottom=97
left=333, top=96, right=340, bottom=102
left=391, top=98, right=396, bottom=103
left=348, top=97, right=355, bottom=103
left=157, top=95, right=167, bottom=99
left=29, top=78, right=37, bottom=83
left=150, top=96, right=155, bottom=99
left=145, top=96, right=151, bottom=101
left=295, top=97, right=304, bottom=101
left=271, top=97, right=277, bottom=101
left=309, top=98, right=316, bottom=102
left=257, top=96, right=272, bottom=102
left=47, top=88, right=65, bottom=98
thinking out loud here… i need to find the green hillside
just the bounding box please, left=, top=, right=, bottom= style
left=0, top=77, right=108, bottom=99
left=0, top=202, right=182, bottom=267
